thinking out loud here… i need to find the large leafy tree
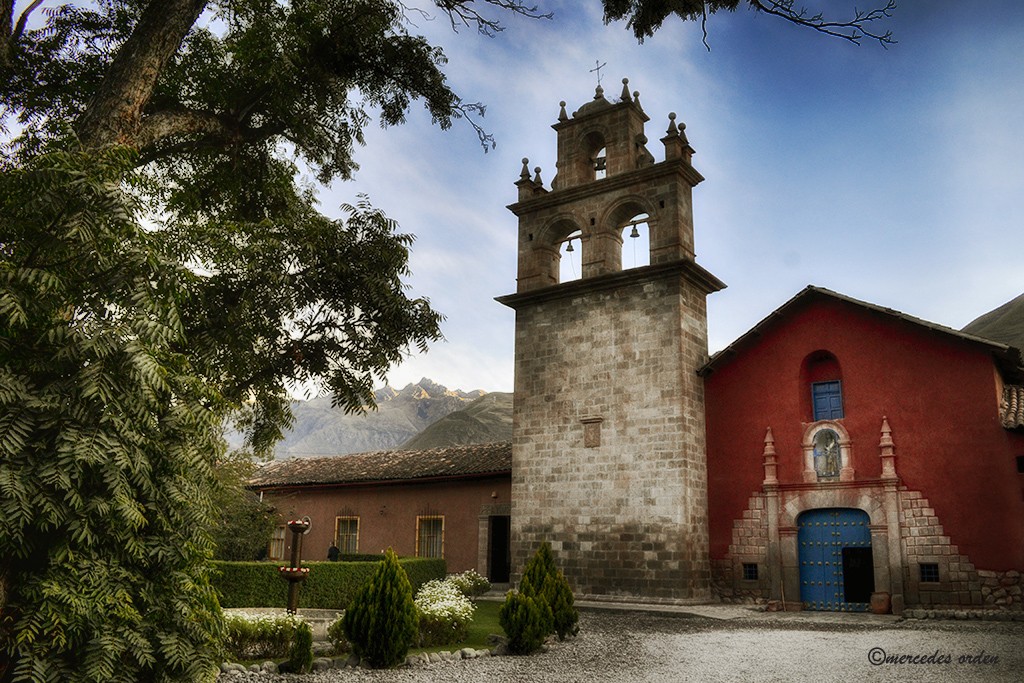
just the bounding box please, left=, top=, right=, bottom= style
left=0, top=0, right=519, bottom=680
left=0, top=0, right=895, bottom=680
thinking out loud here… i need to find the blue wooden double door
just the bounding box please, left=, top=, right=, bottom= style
left=798, top=508, right=874, bottom=611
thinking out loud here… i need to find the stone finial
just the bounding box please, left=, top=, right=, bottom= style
left=633, top=91, right=644, bottom=113
left=879, top=416, right=894, bottom=448
left=678, top=121, right=689, bottom=145
left=533, top=166, right=543, bottom=185
left=594, top=84, right=604, bottom=100
left=635, top=133, right=654, bottom=168
left=666, top=112, right=679, bottom=136
left=762, top=427, right=778, bottom=486
left=662, top=113, right=694, bottom=163
left=519, top=157, right=531, bottom=181
left=558, top=101, right=568, bottom=121
left=879, top=416, right=898, bottom=480
left=620, top=78, right=632, bottom=102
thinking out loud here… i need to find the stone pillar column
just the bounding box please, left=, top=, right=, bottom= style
left=762, top=428, right=782, bottom=602
left=879, top=417, right=905, bottom=615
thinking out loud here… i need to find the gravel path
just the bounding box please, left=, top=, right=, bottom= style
left=245, top=609, right=1024, bottom=683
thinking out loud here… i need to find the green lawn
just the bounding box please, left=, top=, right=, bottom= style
left=411, top=599, right=504, bottom=654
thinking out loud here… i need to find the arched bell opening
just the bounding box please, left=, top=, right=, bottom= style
left=581, top=130, right=607, bottom=182
left=620, top=213, right=651, bottom=270
left=558, top=229, right=583, bottom=284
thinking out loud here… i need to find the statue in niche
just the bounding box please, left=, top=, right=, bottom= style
left=813, top=429, right=841, bottom=480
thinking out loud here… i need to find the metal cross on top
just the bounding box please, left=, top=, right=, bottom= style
left=590, top=60, right=607, bottom=86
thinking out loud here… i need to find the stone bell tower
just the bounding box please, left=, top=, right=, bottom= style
left=497, top=79, right=725, bottom=601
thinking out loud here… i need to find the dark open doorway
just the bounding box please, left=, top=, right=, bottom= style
left=842, top=547, right=875, bottom=603
left=488, top=515, right=511, bottom=583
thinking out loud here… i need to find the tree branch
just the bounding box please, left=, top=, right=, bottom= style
left=75, top=0, right=210, bottom=149
left=749, top=0, right=896, bottom=47
left=452, top=100, right=495, bottom=152
left=135, top=108, right=233, bottom=150
left=12, top=0, right=44, bottom=41
left=135, top=109, right=285, bottom=166
left=433, top=0, right=552, bottom=37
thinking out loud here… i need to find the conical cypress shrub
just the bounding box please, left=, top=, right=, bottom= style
left=541, top=571, right=579, bottom=640
left=498, top=576, right=551, bottom=655
left=342, top=547, right=418, bottom=668
left=521, top=541, right=558, bottom=596
left=520, top=541, right=578, bottom=640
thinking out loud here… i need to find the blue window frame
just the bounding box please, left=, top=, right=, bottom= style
left=812, top=381, right=844, bottom=421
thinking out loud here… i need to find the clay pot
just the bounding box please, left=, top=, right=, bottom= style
left=870, top=591, right=892, bottom=614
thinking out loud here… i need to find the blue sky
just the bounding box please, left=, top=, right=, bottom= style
left=320, top=1, right=1024, bottom=394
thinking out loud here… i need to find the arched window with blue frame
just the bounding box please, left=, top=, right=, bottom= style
left=801, top=351, right=844, bottom=421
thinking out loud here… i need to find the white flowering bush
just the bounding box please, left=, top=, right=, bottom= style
left=447, top=569, right=491, bottom=599
left=326, top=612, right=350, bottom=654
left=414, top=578, right=476, bottom=646
left=224, top=612, right=310, bottom=660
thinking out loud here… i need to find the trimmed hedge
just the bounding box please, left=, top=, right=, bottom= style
left=213, top=557, right=446, bottom=609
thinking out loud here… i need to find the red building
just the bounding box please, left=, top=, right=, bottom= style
left=249, top=442, right=512, bottom=582
left=702, top=286, right=1024, bottom=613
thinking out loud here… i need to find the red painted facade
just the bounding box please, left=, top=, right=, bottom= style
left=259, top=475, right=511, bottom=575
left=704, top=290, right=1024, bottom=571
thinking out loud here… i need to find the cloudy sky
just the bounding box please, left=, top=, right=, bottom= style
left=320, top=0, right=1024, bottom=394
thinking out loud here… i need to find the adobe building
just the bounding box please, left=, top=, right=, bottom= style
left=702, top=287, right=1024, bottom=613
left=248, top=443, right=512, bottom=581
left=497, top=79, right=725, bottom=601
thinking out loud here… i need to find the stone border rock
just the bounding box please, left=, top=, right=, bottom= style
left=902, top=608, right=1024, bottom=622
left=220, top=644, right=512, bottom=676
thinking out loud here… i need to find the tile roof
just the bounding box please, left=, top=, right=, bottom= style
left=1002, top=385, right=1024, bottom=429
left=248, top=441, right=511, bottom=489
left=700, top=285, right=1024, bottom=378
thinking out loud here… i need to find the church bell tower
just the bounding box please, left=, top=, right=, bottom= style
left=497, top=79, right=725, bottom=600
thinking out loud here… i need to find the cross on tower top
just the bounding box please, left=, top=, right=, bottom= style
left=590, top=60, right=607, bottom=86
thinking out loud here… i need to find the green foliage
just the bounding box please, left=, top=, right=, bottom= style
left=212, top=558, right=445, bottom=609
left=521, top=541, right=558, bottom=596
left=498, top=578, right=551, bottom=656
left=326, top=614, right=350, bottom=655
left=520, top=542, right=578, bottom=641
left=223, top=612, right=307, bottom=660
left=342, top=548, right=419, bottom=668
left=541, top=571, right=579, bottom=641
left=0, top=148, right=226, bottom=681
left=287, top=621, right=314, bottom=674
left=0, top=1, right=542, bottom=680
left=210, top=454, right=277, bottom=561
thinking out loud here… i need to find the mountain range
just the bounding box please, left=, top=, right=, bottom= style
left=228, top=378, right=486, bottom=459
left=230, top=293, right=1023, bottom=459
left=962, top=292, right=1024, bottom=353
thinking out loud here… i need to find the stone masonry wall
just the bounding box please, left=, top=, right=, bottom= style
left=710, top=493, right=771, bottom=603
left=712, top=486, right=1023, bottom=611
left=899, top=488, right=1022, bottom=611
left=511, top=271, right=712, bottom=600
